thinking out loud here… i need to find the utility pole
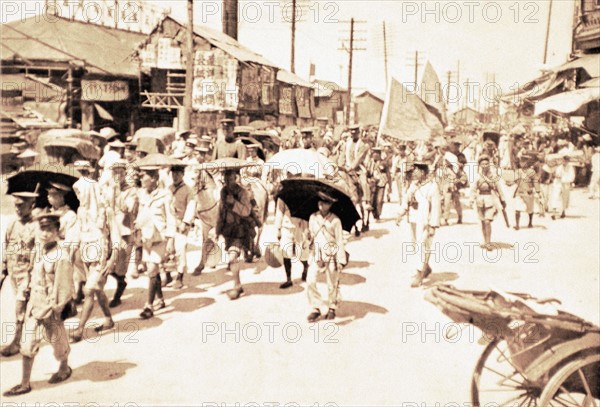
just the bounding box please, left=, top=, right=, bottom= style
left=414, top=51, right=419, bottom=85
left=383, top=21, right=389, bottom=90
left=181, top=0, right=194, bottom=131
left=464, top=78, right=471, bottom=111
left=347, top=18, right=355, bottom=126
left=543, top=0, right=553, bottom=64
left=338, top=18, right=366, bottom=125
left=291, top=0, right=296, bottom=73
left=223, top=0, right=238, bottom=40
left=405, top=51, right=424, bottom=89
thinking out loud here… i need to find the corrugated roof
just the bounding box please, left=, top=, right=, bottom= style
left=1, top=16, right=145, bottom=78
left=312, top=79, right=346, bottom=98
left=356, top=90, right=385, bottom=102
left=276, top=70, right=313, bottom=88
left=163, top=16, right=276, bottom=68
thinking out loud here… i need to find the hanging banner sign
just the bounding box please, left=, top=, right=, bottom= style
left=81, top=79, right=129, bottom=101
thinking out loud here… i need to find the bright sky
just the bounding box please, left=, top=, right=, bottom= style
left=2, top=0, right=576, bottom=110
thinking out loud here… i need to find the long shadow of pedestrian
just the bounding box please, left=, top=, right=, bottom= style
left=514, top=224, right=548, bottom=231
left=69, top=315, right=164, bottom=345
left=193, top=266, right=233, bottom=289
left=28, top=360, right=137, bottom=391
left=422, top=272, right=459, bottom=287
left=103, top=281, right=209, bottom=317
left=160, top=296, right=215, bottom=314
left=335, top=301, right=388, bottom=326
left=344, top=260, right=371, bottom=270
left=316, top=272, right=366, bottom=286
left=231, top=281, right=304, bottom=297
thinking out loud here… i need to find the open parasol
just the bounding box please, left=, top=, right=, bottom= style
left=134, top=153, right=186, bottom=168
left=275, top=177, right=361, bottom=232
left=7, top=165, right=81, bottom=211
left=266, top=148, right=337, bottom=178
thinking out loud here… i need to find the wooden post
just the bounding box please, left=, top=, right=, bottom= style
left=181, top=0, right=194, bottom=131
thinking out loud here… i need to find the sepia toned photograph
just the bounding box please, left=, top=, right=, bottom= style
left=0, top=0, right=599, bottom=406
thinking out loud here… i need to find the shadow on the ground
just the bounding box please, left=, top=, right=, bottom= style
left=27, top=360, right=137, bottom=391
left=232, top=281, right=305, bottom=297
left=335, top=301, right=388, bottom=326
left=363, top=229, right=390, bottom=240
left=192, top=266, right=233, bottom=289
left=489, top=242, right=516, bottom=250
left=161, top=296, right=216, bottom=314
left=316, top=272, right=366, bottom=286
left=344, top=260, right=371, bottom=270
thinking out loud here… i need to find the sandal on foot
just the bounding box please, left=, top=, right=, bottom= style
left=48, top=366, right=72, bottom=384
left=0, top=345, right=20, bottom=357
left=94, top=321, right=115, bottom=333
left=279, top=281, right=293, bottom=289
left=226, top=287, right=244, bottom=300
left=307, top=310, right=321, bottom=322
left=3, top=384, right=31, bottom=396
left=71, top=332, right=84, bottom=343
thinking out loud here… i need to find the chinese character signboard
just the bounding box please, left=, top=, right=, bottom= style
left=192, top=49, right=238, bottom=112
left=81, top=79, right=129, bottom=101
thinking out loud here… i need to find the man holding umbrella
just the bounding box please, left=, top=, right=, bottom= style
left=306, top=191, right=347, bottom=322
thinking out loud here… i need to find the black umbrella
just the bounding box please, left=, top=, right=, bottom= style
left=275, top=177, right=361, bottom=232
left=7, top=165, right=81, bottom=211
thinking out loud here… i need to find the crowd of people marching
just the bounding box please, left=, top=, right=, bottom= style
left=1, top=118, right=598, bottom=396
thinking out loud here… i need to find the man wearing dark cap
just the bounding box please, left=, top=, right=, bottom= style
left=3, top=214, right=73, bottom=396
left=216, top=168, right=255, bottom=300
left=300, top=128, right=316, bottom=151
left=212, top=119, right=247, bottom=160
left=305, top=191, right=347, bottom=322
left=0, top=190, right=39, bottom=357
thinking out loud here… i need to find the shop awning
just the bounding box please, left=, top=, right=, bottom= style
left=534, top=87, right=600, bottom=116
left=553, top=54, right=599, bottom=79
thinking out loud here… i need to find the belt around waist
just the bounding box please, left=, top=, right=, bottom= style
left=479, top=192, right=492, bottom=195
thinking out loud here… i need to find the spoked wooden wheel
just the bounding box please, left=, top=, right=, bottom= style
left=472, top=338, right=543, bottom=406
left=539, top=353, right=600, bottom=407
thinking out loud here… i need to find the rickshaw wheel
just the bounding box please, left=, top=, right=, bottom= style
left=539, top=353, right=600, bottom=406
left=471, top=338, right=542, bottom=406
